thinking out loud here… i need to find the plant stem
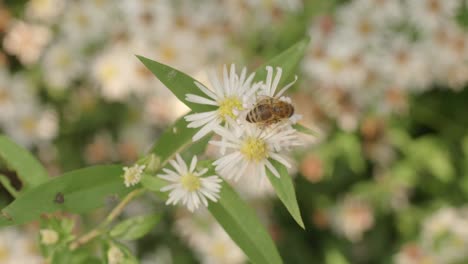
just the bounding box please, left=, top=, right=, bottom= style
left=0, top=174, right=18, bottom=198
left=69, top=188, right=145, bottom=250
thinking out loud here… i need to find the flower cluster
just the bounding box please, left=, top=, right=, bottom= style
left=186, top=65, right=303, bottom=185
left=158, top=155, right=222, bottom=212
left=395, top=206, right=468, bottom=264
left=175, top=210, right=246, bottom=264
left=302, top=0, right=468, bottom=131
left=145, top=65, right=305, bottom=213
left=0, top=227, right=43, bottom=264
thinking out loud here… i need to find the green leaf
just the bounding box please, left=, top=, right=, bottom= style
left=253, top=37, right=310, bottom=84
left=148, top=114, right=199, bottom=167
left=110, top=214, right=161, bottom=241
left=209, top=180, right=283, bottom=264
left=266, top=160, right=304, bottom=229
left=0, top=174, right=18, bottom=198
left=0, top=165, right=131, bottom=227
left=293, top=123, right=319, bottom=136
left=136, top=55, right=215, bottom=112
left=141, top=38, right=309, bottom=235
left=0, top=135, right=49, bottom=191
left=141, top=174, right=167, bottom=193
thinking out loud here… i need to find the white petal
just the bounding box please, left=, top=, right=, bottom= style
left=276, top=75, right=298, bottom=97
left=186, top=94, right=218, bottom=106
left=194, top=81, right=218, bottom=100
left=189, top=155, right=197, bottom=172
left=265, top=160, right=280, bottom=178
left=269, top=153, right=292, bottom=168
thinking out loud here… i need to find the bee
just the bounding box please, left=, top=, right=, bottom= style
left=246, top=97, right=294, bottom=126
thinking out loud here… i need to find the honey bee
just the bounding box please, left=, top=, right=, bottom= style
left=246, top=97, right=294, bottom=126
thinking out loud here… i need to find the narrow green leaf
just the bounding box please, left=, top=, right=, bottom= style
left=266, top=160, right=304, bottom=229
left=253, top=37, right=310, bottom=84
left=209, top=181, right=283, bottom=264
left=0, top=135, right=49, bottom=191
left=0, top=174, right=18, bottom=198
left=0, top=165, right=131, bottom=227
left=148, top=114, right=198, bottom=167
left=110, top=214, right=161, bottom=241
left=293, top=123, right=319, bottom=137
left=141, top=174, right=166, bottom=193
left=136, top=55, right=215, bottom=112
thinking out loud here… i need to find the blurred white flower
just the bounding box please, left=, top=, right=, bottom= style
left=3, top=20, right=51, bottom=65
left=211, top=120, right=301, bottom=183
left=60, top=0, right=116, bottom=44
left=394, top=243, right=435, bottom=264
left=158, top=154, right=222, bottom=212
left=141, top=246, right=173, bottom=264
left=2, top=100, right=58, bottom=148
left=123, top=164, right=146, bottom=187
left=378, top=38, right=432, bottom=92
left=408, top=0, right=462, bottom=33
left=42, top=39, right=84, bottom=90
left=36, top=109, right=59, bottom=141
left=331, top=197, right=374, bottom=242
left=184, top=64, right=260, bottom=141
left=0, top=228, right=43, bottom=264
left=421, top=207, right=468, bottom=264
left=196, top=224, right=247, bottom=264
left=175, top=211, right=246, bottom=264
left=0, top=71, right=34, bottom=123
left=143, top=91, right=189, bottom=125
left=303, top=0, right=468, bottom=118
left=92, top=46, right=136, bottom=101
left=119, top=0, right=173, bottom=39
left=25, top=0, right=66, bottom=24
left=39, top=229, right=59, bottom=245
left=108, top=246, right=124, bottom=264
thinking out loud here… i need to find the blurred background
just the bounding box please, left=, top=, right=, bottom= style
left=0, top=0, right=468, bottom=263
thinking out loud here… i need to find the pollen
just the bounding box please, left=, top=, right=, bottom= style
left=218, top=97, right=243, bottom=120
left=180, top=173, right=201, bottom=191
left=240, top=137, right=268, bottom=162
left=329, top=58, right=345, bottom=72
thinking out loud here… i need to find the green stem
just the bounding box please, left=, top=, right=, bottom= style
left=69, top=188, right=145, bottom=250
left=0, top=174, right=18, bottom=198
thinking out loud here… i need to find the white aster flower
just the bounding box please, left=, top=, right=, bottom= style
left=331, top=197, right=375, bottom=242
left=175, top=210, right=246, bottom=264
left=3, top=20, right=51, bottom=65
left=0, top=228, right=43, bottom=264
left=42, top=39, right=84, bottom=90
left=258, top=66, right=297, bottom=99
left=123, top=164, right=145, bottom=187
left=211, top=120, right=301, bottom=183
left=25, top=0, right=65, bottom=24
left=158, top=154, right=222, bottom=212
left=184, top=64, right=260, bottom=141
left=92, top=45, right=136, bottom=101
left=39, top=229, right=59, bottom=245
left=251, top=66, right=302, bottom=124
left=107, top=245, right=124, bottom=264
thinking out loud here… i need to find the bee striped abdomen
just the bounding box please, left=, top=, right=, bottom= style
left=246, top=97, right=293, bottom=126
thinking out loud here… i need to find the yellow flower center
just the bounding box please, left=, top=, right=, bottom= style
left=57, top=53, right=71, bottom=67
left=21, top=117, right=37, bottom=135
left=161, top=46, right=176, bottom=62
left=0, top=246, right=9, bottom=261
left=240, top=137, right=268, bottom=162
left=329, top=58, right=345, bottom=73
left=180, top=173, right=201, bottom=191
left=101, top=64, right=117, bottom=82
left=210, top=241, right=227, bottom=259
left=218, top=97, right=243, bottom=121
left=0, top=89, right=9, bottom=103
